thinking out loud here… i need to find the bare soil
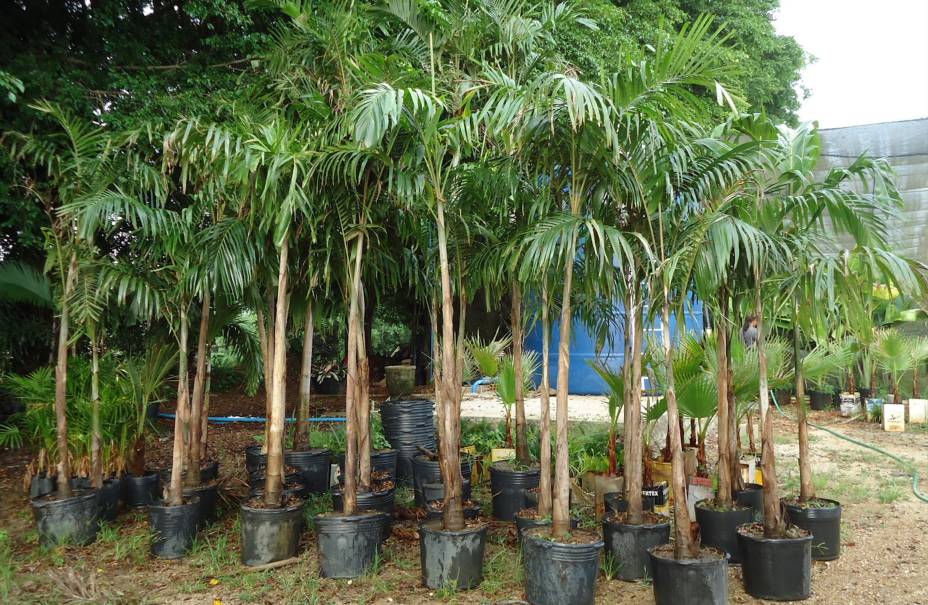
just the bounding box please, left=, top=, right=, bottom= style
left=1, top=398, right=927, bottom=604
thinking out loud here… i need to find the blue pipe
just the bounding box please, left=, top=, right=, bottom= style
left=471, top=376, right=497, bottom=394
left=157, top=413, right=346, bottom=425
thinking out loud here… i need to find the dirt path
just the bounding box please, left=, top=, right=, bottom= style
left=1, top=402, right=926, bottom=604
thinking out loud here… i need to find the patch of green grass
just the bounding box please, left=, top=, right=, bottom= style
left=0, top=531, right=14, bottom=602
left=112, top=529, right=148, bottom=564
left=190, top=533, right=236, bottom=576
left=481, top=548, right=522, bottom=595
left=303, top=493, right=333, bottom=529
left=877, top=480, right=906, bottom=504
left=434, top=578, right=459, bottom=600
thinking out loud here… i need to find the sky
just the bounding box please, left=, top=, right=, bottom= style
left=774, top=0, right=928, bottom=129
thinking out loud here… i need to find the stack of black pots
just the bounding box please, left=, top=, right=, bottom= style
left=379, top=399, right=436, bottom=485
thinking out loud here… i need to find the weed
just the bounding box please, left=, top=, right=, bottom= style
left=0, top=531, right=14, bottom=602
left=600, top=551, right=619, bottom=581
left=481, top=548, right=522, bottom=594
left=434, top=578, right=459, bottom=600
left=303, top=493, right=333, bottom=529
left=878, top=480, right=906, bottom=504
left=190, top=533, right=236, bottom=576
left=112, top=530, right=148, bottom=564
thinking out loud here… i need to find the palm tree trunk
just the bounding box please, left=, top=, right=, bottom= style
left=625, top=289, right=644, bottom=524
left=201, top=352, right=212, bottom=463
left=295, top=300, right=314, bottom=449
left=716, top=296, right=732, bottom=506
left=552, top=232, right=577, bottom=539
left=727, top=335, right=742, bottom=493
left=756, top=280, right=783, bottom=536
left=794, top=306, right=814, bottom=502
left=512, top=282, right=529, bottom=463
left=537, top=284, right=553, bottom=517
left=168, top=305, right=190, bottom=506
left=256, top=301, right=275, bottom=455
left=54, top=252, right=78, bottom=497
left=264, top=240, right=289, bottom=506
left=90, top=333, right=102, bottom=489
left=356, top=284, right=372, bottom=491
left=435, top=198, right=464, bottom=531
left=187, top=291, right=211, bottom=487
left=342, top=236, right=365, bottom=515
left=662, top=299, right=697, bottom=559
left=746, top=412, right=756, bottom=453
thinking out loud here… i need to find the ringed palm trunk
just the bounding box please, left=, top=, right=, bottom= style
left=435, top=197, right=464, bottom=531
left=551, top=230, right=578, bottom=539
left=624, top=291, right=644, bottom=524
left=342, top=235, right=365, bottom=515
left=90, top=332, right=102, bottom=489
left=168, top=306, right=190, bottom=506
left=727, top=336, right=742, bottom=493
left=756, top=281, right=784, bottom=535
left=794, top=307, right=815, bottom=502
left=537, top=285, right=553, bottom=516
left=295, top=300, right=314, bottom=449
left=264, top=240, right=290, bottom=506
left=187, top=291, right=211, bottom=487
left=200, top=352, right=212, bottom=463
left=715, top=297, right=732, bottom=506
left=512, top=282, right=529, bottom=463
left=356, top=284, right=372, bottom=491
left=661, top=298, right=697, bottom=559
left=54, top=252, right=79, bottom=497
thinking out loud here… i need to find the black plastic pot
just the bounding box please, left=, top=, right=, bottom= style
left=31, top=489, right=100, bottom=546
left=490, top=462, right=540, bottom=521
left=515, top=514, right=579, bottom=542
left=425, top=502, right=482, bottom=521
left=124, top=472, right=161, bottom=507
left=734, top=483, right=764, bottom=523
left=245, top=445, right=267, bottom=474
left=148, top=497, right=200, bottom=559
left=146, top=400, right=160, bottom=420
left=784, top=498, right=842, bottom=560
left=315, top=512, right=387, bottom=578
left=29, top=473, right=57, bottom=500
left=738, top=525, right=812, bottom=601
left=97, top=478, right=121, bottom=522
left=285, top=448, right=332, bottom=495
left=649, top=545, right=729, bottom=605
left=248, top=471, right=305, bottom=493
left=422, top=480, right=471, bottom=505
left=522, top=527, right=603, bottom=605
left=809, top=390, right=832, bottom=410
left=331, top=487, right=395, bottom=542
left=379, top=399, right=436, bottom=484
left=334, top=449, right=398, bottom=485
left=240, top=497, right=305, bottom=566
left=419, top=519, right=487, bottom=590
left=694, top=500, right=753, bottom=564
left=249, top=477, right=308, bottom=502
left=184, top=481, right=220, bottom=529
left=604, top=492, right=655, bottom=516
left=200, top=459, right=219, bottom=482
left=602, top=516, right=671, bottom=580
left=413, top=454, right=472, bottom=507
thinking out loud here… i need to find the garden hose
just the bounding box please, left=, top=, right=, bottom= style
left=771, top=393, right=928, bottom=504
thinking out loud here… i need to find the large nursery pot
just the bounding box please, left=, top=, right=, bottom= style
left=314, top=511, right=388, bottom=578
left=734, top=483, right=764, bottom=523
left=413, top=454, right=472, bottom=506
left=738, top=523, right=812, bottom=601
left=249, top=478, right=307, bottom=502
left=649, top=545, right=729, bottom=605
left=240, top=496, right=305, bottom=566
left=29, top=473, right=56, bottom=499
left=419, top=519, right=487, bottom=590
left=490, top=462, right=540, bottom=521
left=784, top=498, right=842, bottom=560
left=248, top=471, right=306, bottom=495
left=331, top=486, right=396, bottom=542
left=423, top=480, right=471, bottom=504
left=522, top=526, right=604, bottom=605
left=285, top=448, right=332, bottom=495
left=602, top=514, right=671, bottom=581
left=160, top=460, right=220, bottom=484
left=604, top=491, right=655, bottom=516
left=124, top=471, right=161, bottom=507
left=149, top=496, right=200, bottom=559
left=809, top=390, right=832, bottom=411
left=379, top=399, right=436, bottom=484
left=245, top=445, right=267, bottom=474
left=184, top=481, right=219, bottom=529
left=426, top=501, right=482, bottom=521
left=694, top=500, right=753, bottom=564
left=97, top=478, right=121, bottom=522
left=515, top=511, right=579, bottom=542
left=334, top=449, right=398, bottom=484
left=32, top=489, right=100, bottom=547
left=385, top=365, right=416, bottom=398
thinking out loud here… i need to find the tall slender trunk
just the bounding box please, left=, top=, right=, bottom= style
left=200, top=352, right=212, bottom=463
left=264, top=240, right=289, bottom=506
left=662, top=300, right=697, bottom=559
left=342, top=236, right=365, bottom=515
left=746, top=412, right=756, bottom=453
left=90, top=333, right=102, bottom=488
left=727, top=335, right=742, bottom=493
left=756, top=281, right=783, bottom=536
left=537, top=285, right=553, bottom=517
left=512, top=282, right=529, bottom=462
left=256, top=301, right=275, bottom=454
left=435, top=198, right=464, bottom=531
left=624, top=289, right=644, bottom=524
left=54, top=253, right=78, bottom=497
left=168, top=305, right=190, bottom=506
left=296, top=300, right=315, bottom=449
left=794, top=305, right=814, bottom=501
left=187, top=291, right=211, bottom=487
left=356, top=284, right=371, bottom=491
left=551, top=231, right=577, bottom=539
left=715, top=295, right=732, bottom=506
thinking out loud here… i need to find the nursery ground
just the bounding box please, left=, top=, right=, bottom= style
left=1, top=399, right=927, bottom=605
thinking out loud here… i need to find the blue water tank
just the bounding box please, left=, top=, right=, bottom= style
left=524, top=301, right=704, bottom=395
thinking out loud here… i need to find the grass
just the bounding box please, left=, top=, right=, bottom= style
left=480, top=547, right=522, bottom=595
left=97, top=522, right=148, bottom=564
left=877, top=479, right=907, bottom=504
left=190, top=533, right=237, bottom=576
left=0, top=531, right=13, bottom=602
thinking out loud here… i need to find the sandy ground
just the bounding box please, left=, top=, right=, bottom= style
left=2, top=389, right=927, bottom=604
left=462, top=389, right=613, bottom=423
